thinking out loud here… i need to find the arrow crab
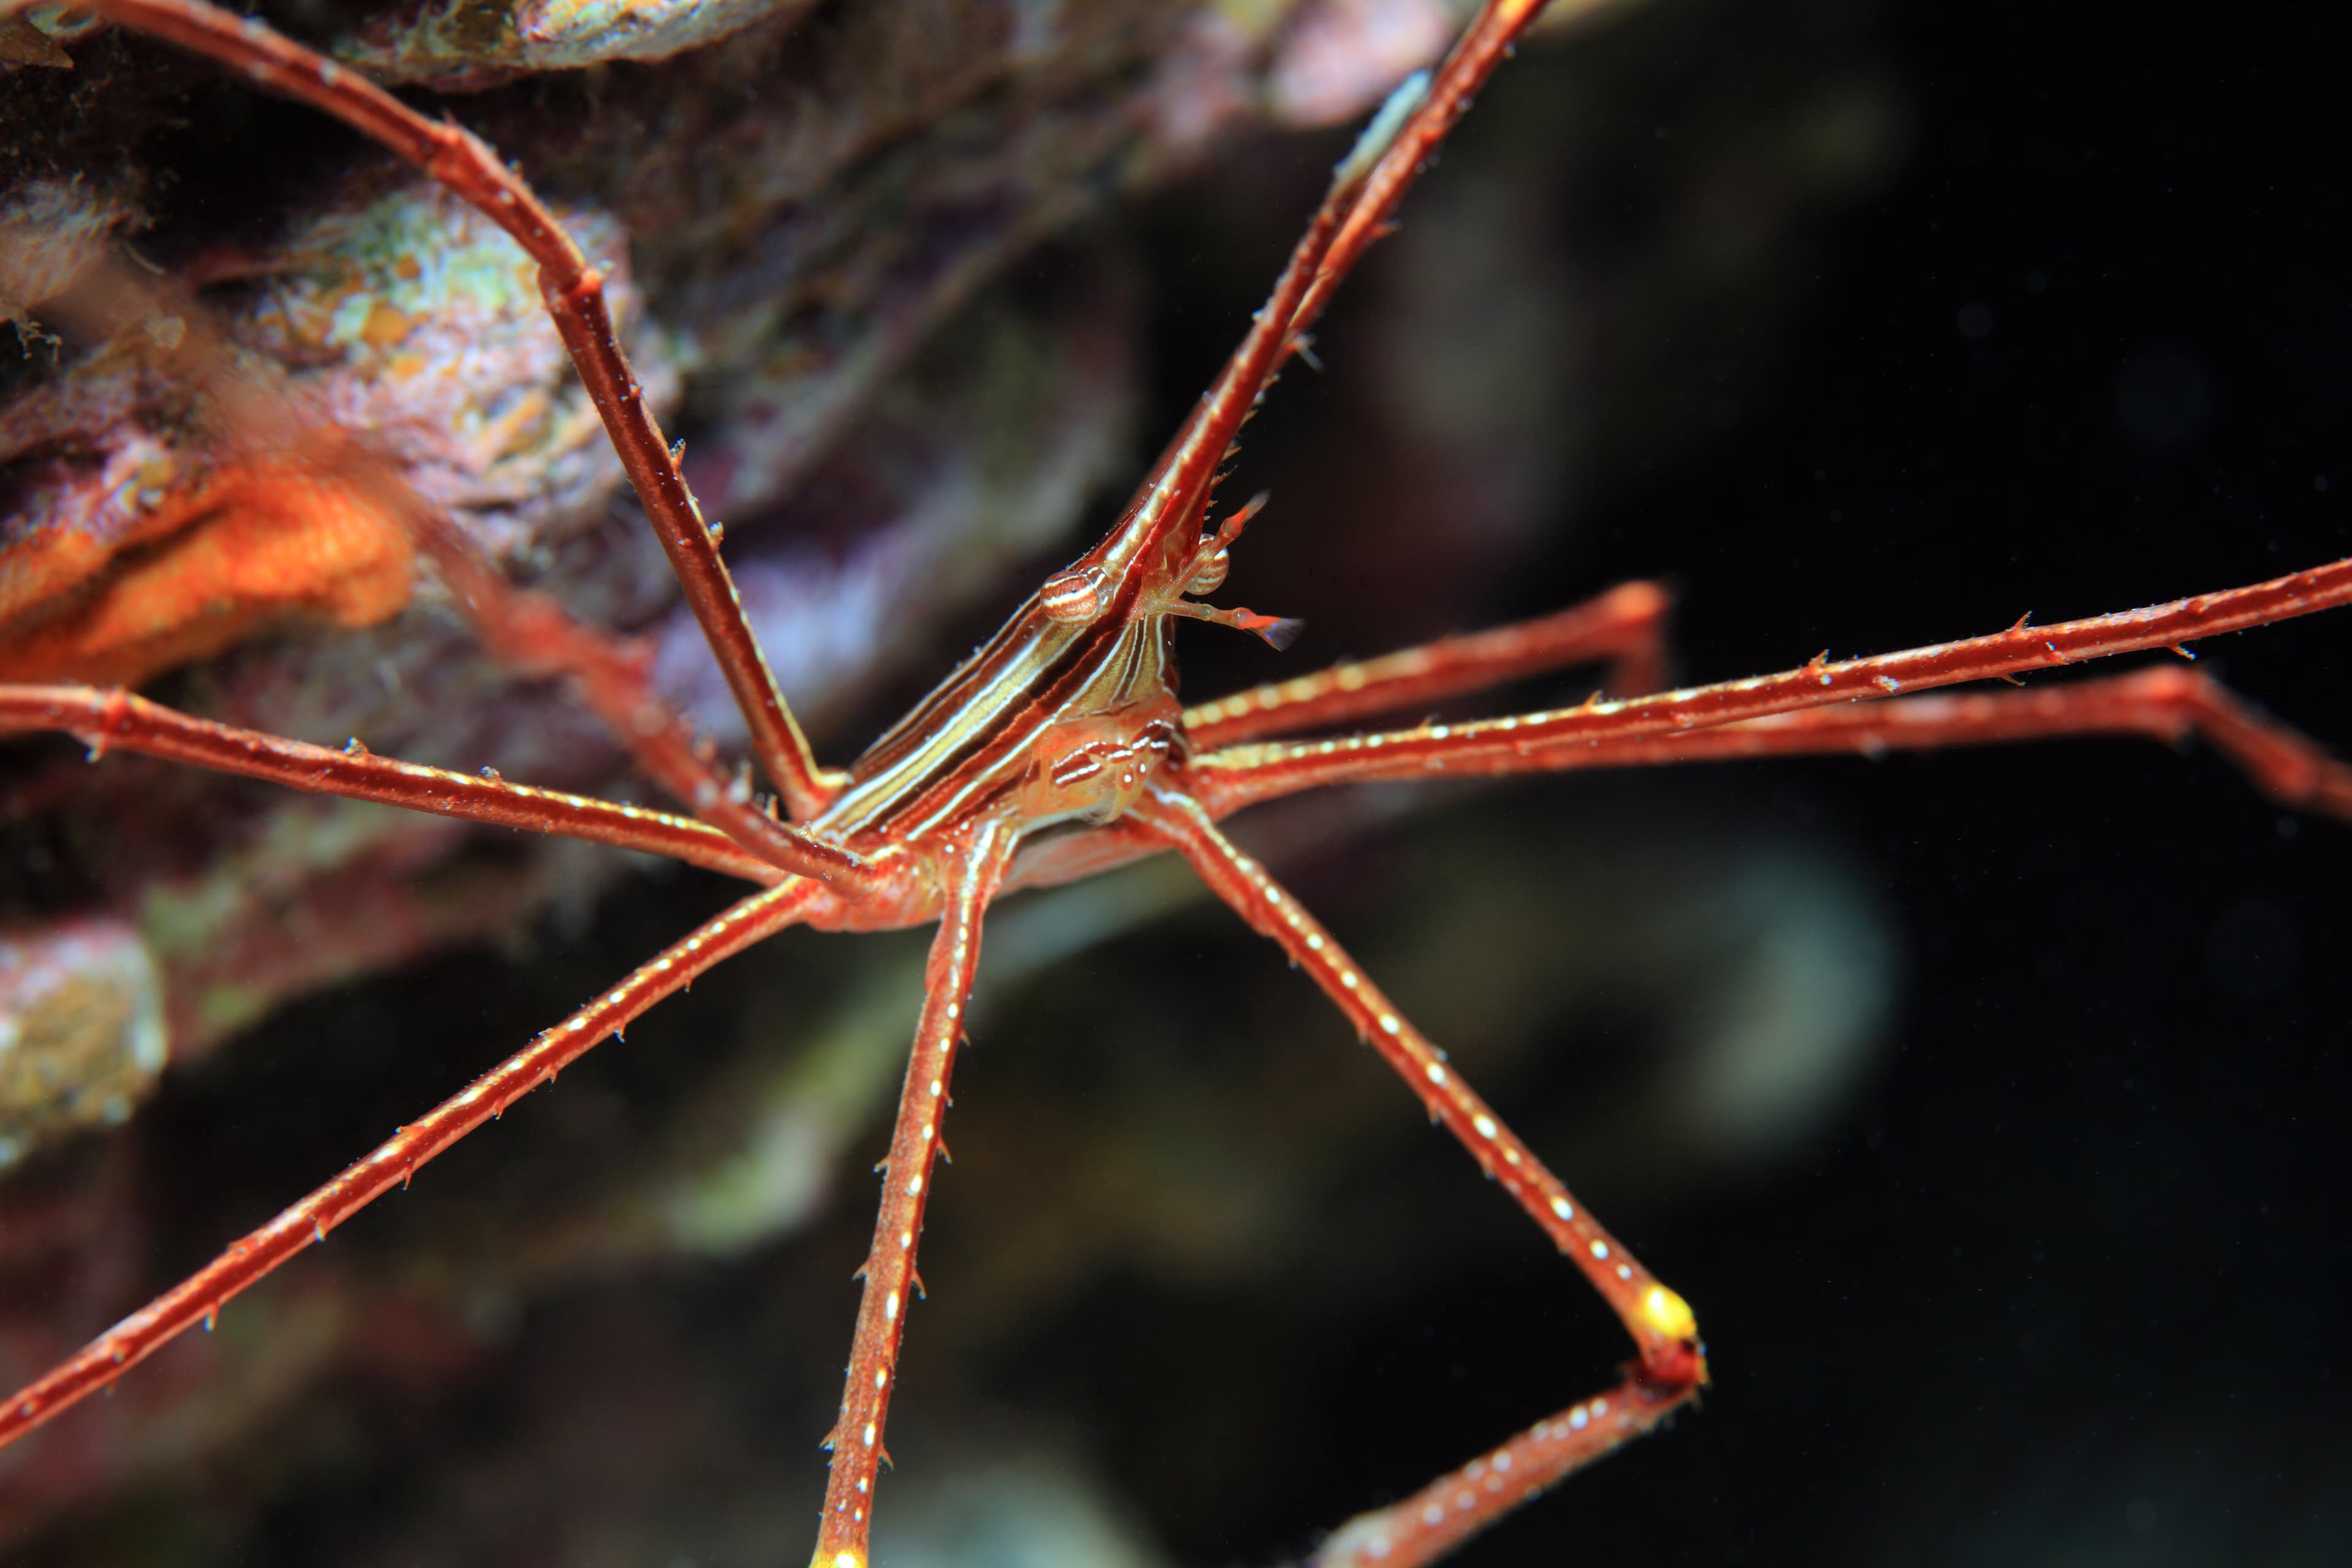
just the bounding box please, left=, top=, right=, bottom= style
left=0, top=0, right=2345, bottom=1563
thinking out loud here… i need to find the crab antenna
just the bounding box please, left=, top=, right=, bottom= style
left=1164, top=602, right=1306, bottom=650
left=1210, top=491, right=1273, bottom=550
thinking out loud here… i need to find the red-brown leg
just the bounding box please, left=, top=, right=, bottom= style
left=811, top=817, right=1019, bottom=1568
left=1100, top=0, right=1566, bottom=578
left=81, top=0, right=838, bottom=820
left=388, top=505, right=879, bottom=891
left=58, top=254, right=872, bottom=889
left=1195, top=663, right=2352, bottom=822
left=1185, top=559, right=2352, bottom=805
left=1487, top=666, right=2352, bottom=810
left=1293, top=0, right=1562, bottom=342
left=1309, top=1379, right=1680, bottom=1568
left=0, top=878, right=822, bottom=1450
left=0, top=683, right=779, bottom=881
left=1182, top=581, right=1672, bottom=748
left=1127, top=783, right=1703, bottom=1568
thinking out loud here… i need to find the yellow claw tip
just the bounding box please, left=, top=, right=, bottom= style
left=812, top=1553, right=864, bottom=1568
left=1641, top=1284, right=1697, bottom=1343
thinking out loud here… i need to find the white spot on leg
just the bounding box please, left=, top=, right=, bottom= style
left=1425, top=1062, right=1447, bottom=1087
left=862, top=1423, right=876, bottom=1447
left=1473, top=1115, right=1498, bottom=1140
left=1589, top=1240, right=1610, bottom=1260
left=907, top=1175, right=922, bottom=1195
left=884, top=1292, right=899, bottom=1321
left=1550, top=1196, right=1574, bottom=1221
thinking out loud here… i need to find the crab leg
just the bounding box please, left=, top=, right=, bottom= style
left=812, top=817, right=1019, bottom=1568
left=24, top=249, right=851, bottom=881
left=1307, top=1373, right=1684, bottom=1568
left=1107, top=0, right=1570, bottom=582
left=1128, top=783, right=1705, bottom=1567
left=1270, top=665, right=2352, bottom=814
left=69, top=0, right=840, bottom=821
left=1188, top=556, right=2352, bottom=804
left=0, top=877, right=821, bottom=1450
left=391, top=505, right=880, bottom=889
left=1289, top=0, right=1566, bottom=352
left=0, top=684, right=779, bottom=881
left=1183, top=581, right=1672, bottom=748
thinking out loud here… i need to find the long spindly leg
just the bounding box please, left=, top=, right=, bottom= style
left=1463, top=666, right=2352, bottom=813
left=991, top=654, right=2352, bottom=908
left=1126, top=783, right=1704, bottom=1568
left=1185, top=557, right=2352, bottom=808
left=0, top=684, right=779, bottom=880
left=53, top=255, right=871, bottom=890
left=1183, top=581, right=1673, bottom=749
left=386, top=503, right=880, bottom=891
left=73, top=0, right=837, bottom=820
left=1195, top=663, right=2352, bottom=823
left=1289, top=0, right=1572, bottom=347
left=1147, top=0, right=1597, bottom=540
left=1108, top=0, right=1567, bottom=572
left=0, top=878, right=823, bottom=1451
left=811, top=818, right=1020, bottom=1568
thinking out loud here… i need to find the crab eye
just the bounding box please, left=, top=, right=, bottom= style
left=1183, top=548, right=1230, bottom=597
left=1040, top=565, right=1107, bottom=623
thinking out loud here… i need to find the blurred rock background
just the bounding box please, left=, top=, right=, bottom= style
left=1, top=0, right=2347, bottom=1564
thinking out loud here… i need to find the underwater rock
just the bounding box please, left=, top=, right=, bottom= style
left=0, top=916, right=165, bottom=1167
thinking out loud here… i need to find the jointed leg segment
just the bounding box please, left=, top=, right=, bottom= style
left=1409, top=665, right=2352, bottom=817
left=0, top=878, right=821, bottom=1452
left=1188, top=562, right=2352, bottom=812
left=39, top=219, right=870, bottom=888
left=1182, top=581, right=1672, bottom=748
left=14, top=2, right=2350, bottom=1564
left=77, top=0, right=839, bottom=822
left=811, top=819, right=1019, bottom=1568
left=395, top=505, right=881, bottom=889
left=1310, top=1376, right=1687, bottom=1568
left=0, top=684, right=777, bottom=881
left=1130, top=783, right=1705, bottom=1567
